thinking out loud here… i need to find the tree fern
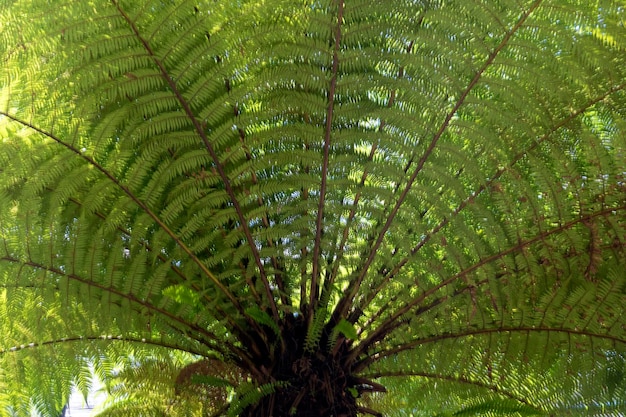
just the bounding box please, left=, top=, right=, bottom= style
left=1, top=0, right=626, bottom=416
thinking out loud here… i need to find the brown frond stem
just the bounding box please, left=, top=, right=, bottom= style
left=324, top=39, right=416, bottom=305
left=310, top=0, right=345, bottom=316
left=349, top=203, right=626, bottom=364
left=333, top=0, right=544, bottom=321
left=363, top=370, right=543, bottom=411
left=110, top=0, right=280, bottom=322
left=59, top=192, right=253, bottom=338
left=0, top=111, right=245, bottom=316
left=0, top=335, right=208, bottom=359
left=352, top=81, right=626, bottom=326
left=0, top=256, right=247, bottom=361
left=239, top=127, right=290, bottom=305
left=357, top=325, right=626, bottom=373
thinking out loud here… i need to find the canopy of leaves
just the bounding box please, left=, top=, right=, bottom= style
left=1, top=0, right=625, bottom=416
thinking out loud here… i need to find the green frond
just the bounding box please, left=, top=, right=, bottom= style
left=227, top=381, right=288, bottom=417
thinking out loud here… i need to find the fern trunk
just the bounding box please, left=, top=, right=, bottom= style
left=230, top=313, right=374, bottom=416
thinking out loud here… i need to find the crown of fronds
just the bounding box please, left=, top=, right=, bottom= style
left=1, top=0, right=626, bottom=415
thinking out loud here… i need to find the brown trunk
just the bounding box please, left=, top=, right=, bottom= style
left=238, top=313, right=381, bottom=416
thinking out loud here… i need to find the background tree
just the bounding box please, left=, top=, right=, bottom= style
left=1, top=0, right=626, bottom=416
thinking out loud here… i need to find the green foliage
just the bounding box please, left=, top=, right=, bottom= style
left=244, top=306, right=281, bottom=339
left=227, top=381, right=287, bottom=417
left=304, top=307, right=329, bottom=353
left=334, top=318, right=358, bottom=342
left=92, top=349, right=215, bottom=417
left=1, top=0, right=626, bottom=415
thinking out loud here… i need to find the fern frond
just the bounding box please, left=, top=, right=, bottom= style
left=227, top=381, right=288, bottom=417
